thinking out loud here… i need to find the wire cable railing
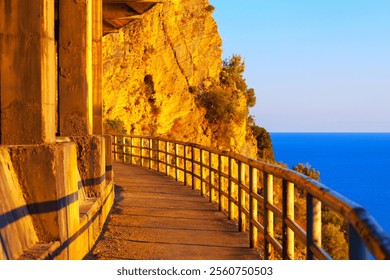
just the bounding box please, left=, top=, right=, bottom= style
left=112, top=135, right=390, bottom=260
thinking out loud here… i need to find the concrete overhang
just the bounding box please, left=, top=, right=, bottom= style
left=102, top=0, right=165, bottom=35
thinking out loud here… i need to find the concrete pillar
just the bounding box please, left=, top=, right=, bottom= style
left=70, top=135, right=106, bottom=198
left=9, top=143, right=80, bottom=243
left=58, top=0, right=93, bottom=136
left=92, top=0, right=103, bottom=135
left=0, top=0, right=56, bottom=145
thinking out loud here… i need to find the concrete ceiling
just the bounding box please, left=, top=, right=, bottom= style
left=103, top=0, right=165, bottom=35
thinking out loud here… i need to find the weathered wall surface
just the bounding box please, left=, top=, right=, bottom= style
left=0, top=0, right=56, bottom=145
left=70, top=136, right=106, bottom=198
left=0, top=1, right=114, bottom=260
left=0, top=148, right=39, bottom=260
left=103, top=0, right=257, bottom=158
left=0, top=140, right=114, bottom=260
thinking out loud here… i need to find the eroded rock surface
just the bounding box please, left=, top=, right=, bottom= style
left=103, top=0, right=257, bottom=158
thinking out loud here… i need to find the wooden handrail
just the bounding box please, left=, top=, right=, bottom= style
left=112, top=135, right=390, bottom=260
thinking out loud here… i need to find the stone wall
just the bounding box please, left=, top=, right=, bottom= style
left=0, top=138, right=114, bottom=260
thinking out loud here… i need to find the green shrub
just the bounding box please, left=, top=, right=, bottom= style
left=205, top=5, right=215, bottom=12
left=196, top=55, right=256, bottom=126
left=197, top=86, right=236, bottom=125
left=221, top=55, right=256, bottom=108
left=293, top=163, right=320, bottom=181
left=322, top=223, right=349, bottom=260
left=249, top=116, right=274, bottom=162
left=104, top=118, right=127, bottom=134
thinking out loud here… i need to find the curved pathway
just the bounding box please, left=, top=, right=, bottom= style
left=85, top=162, right=260, bottom=260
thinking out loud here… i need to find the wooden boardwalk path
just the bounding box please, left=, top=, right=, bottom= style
left=85, top=162, right=260, bottom=260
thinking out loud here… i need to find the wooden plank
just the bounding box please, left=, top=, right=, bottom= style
left=91, top=162, right=261, bottom=260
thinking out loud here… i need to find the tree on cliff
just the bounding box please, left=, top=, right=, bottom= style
left=196, top=54, right=270, bottom=156
left=293, top=163, right=320, bottom=181
left=220, top=55, right=256, bottom=108
left=248, top=115, right=274, bottom=162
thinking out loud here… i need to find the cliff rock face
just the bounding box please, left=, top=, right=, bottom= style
left=102, top=0, right=257, bottom=158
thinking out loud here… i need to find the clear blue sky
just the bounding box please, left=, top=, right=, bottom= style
left=209, top=0, right=390, bottom=132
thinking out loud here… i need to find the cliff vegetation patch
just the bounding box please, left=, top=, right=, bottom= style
left=195, top=54, right=272, bottom=160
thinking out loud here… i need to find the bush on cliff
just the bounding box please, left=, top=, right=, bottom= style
left=248, top=115, right=274, bottom=162
left=220, top=55, right=256, bottom=108
left=195, top=54, right=270, bottom=152
left=104, top=118, right=127, bottom=135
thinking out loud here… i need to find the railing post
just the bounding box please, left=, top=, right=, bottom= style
left=174, top=143, right=178, bottom=181
left=166, top=141, right=170, bottom=176
left=129, top=137, right=133, bottom=164
left=149, top=138, right=152, bottom=169
left=200, top=149, right=203, bottom=195
left=239, top=162, right=246, bottom=232
left=122, top=136, right=126, bottom=162
left=237, top=161, right=243, bottom=232
left=264, top=173, right=274, bottom=260
left=249, top=166, right=259, bottom=248
left=306, top=194, right=322, bottom=260
left=143, top=137, right=146, bottom=166
left=349, top=225, right=369, bottom=260
left=191, top=146, right=195, bottom=190
left=222, top=156, right=228, bottom=212
left=200, top=149, right=205, bottom=196
left=231, top=159, right=238, bottom=221
left=113, top=135, right=117, bottom=161
left=157, top=139, right=160, bottom=172
left=218, top=154, right=222, bottom=211
left=209, top=151, right=213, bottom=203
left=282, top=180, right=295, bottom=260
left=228, top=157, right=233, bottom=220
left=139, top=137, right=144, bottom=166
left=183, top=145, right=187, bottom=186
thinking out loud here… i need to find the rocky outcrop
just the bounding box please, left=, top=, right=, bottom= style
left=103, top=0, right=257, bottom=158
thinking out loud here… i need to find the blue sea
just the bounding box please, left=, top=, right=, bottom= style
left=270, top=133, right=390, bottom=235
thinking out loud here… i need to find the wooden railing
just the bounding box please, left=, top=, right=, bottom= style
left=112, top=135, right=390, bottom=260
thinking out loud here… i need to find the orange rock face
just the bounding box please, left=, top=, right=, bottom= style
left=103, top=0, right=257, bottom=158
